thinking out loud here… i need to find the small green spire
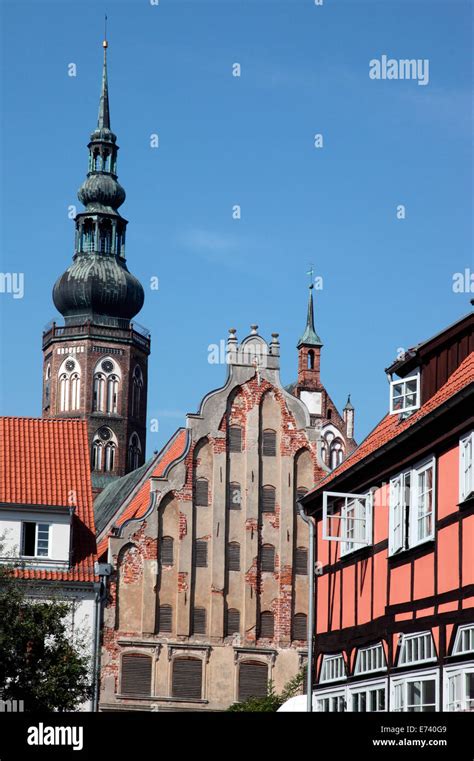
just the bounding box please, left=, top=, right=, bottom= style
left=297, top=284, right=323, bottom=348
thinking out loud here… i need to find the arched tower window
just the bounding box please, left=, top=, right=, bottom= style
left=57, top=357, right=81, bottom=412
left=128, top=433, right=142, bottom=471
left=92, top=427, right=118, bottom=473
left=93, top=358, right=121, bottom=414
left=81, top=219, right=95, bottom=253
left=99, top=219, right=113, bottom=254
left=307, top=350, right=315, bottom=370
left=330, top=439, right=344, bottom=469
left=131, top=365, right=143, bottom=418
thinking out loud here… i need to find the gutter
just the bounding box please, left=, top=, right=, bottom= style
left=92, top=562, right=113, bottom=712
left=297, top=499, right=315, bottom=713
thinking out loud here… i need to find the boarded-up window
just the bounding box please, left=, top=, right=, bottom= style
left=259, top=611, right=274, bottom=638
left=157, top=604, right=172, bottom=633
left=192, top=607, right=206, bottom=634
left=260, top=544, right=275, bottom=572
left=262, top=429, right=277, bottom=456
left=295, top=547, right=308, bottom=575
left=121, top=653, right=152, bottom=696
left=228, top=482, right=241, bottom=510
left=293, top=613, right=307, bottom=640
left=261, top=485, right=276, bottom=513
left=229, top=426, right=242, bottom=453
left=172, top=658, right=202, bottom=700
left=195, top=478, right=209, bottom=506
left=238, top=661, right=268, bottom=702
left=195, top=540, right=208, bottom=568
left=228, top=542, right=240, bottom=571
left=226, top=608, right=240, bottom=636
left=161, top=536, right=174, bottom=566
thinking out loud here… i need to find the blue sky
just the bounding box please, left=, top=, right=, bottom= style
left=0, top=0, right=472, bottom=454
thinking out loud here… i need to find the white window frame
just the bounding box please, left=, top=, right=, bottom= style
left=349, top=678, right=387, bottom=712
left=452, top=624, right=474, bottom=656
left=354, top=643, right=387, bottom=675
left=319, top=653, right=347, bottom=684
left=397, top=631, right=437, bottom=667
left=315, top=687, right=346, bottom=712
left=322, top=491, right=373, bottom=557
left=459, top=431, right=474, bottom=502
left=389, top=374, right=420, bottom=415
left=389, top=456, right=435, bottom=555
left=391, top=668, right=439, bottom=712
left=21, top=522, right=51, bottom=559
left=444, top=663, right=474, bottom=712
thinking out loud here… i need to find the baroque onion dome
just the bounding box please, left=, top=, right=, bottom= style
left=53, top=39, right=144, bottom=327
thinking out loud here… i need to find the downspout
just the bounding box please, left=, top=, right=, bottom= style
left=297, top=499, right=316, bottom=713
left=92, top=564, right=112, bottom=712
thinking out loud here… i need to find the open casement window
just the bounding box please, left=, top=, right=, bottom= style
left=446, top=668, right=474, bottom=711
left=389, top=457, right=435, bottom=555
left=389, top=374, right=420, bottom=415
left=460, top=431, right=474, bottom=502
left=322, top=491, right=373, bottom=556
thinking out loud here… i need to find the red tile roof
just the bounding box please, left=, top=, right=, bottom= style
left=96, top=428, right=188, bottom=557
left=0, top=417, right=98, bottom=583
left=308, top=352, right=474, bottom=497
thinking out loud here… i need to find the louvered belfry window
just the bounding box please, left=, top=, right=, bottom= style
left=295, top=547, right=308, bottom=575
left=172, top=658, right=202, bottom=700
left=262, top=429, right=277, bottom=456
left=121, top=653, right=152, bottom=696
left=260, top=544, right=275, bottom=572
left=157, top=604, right=173, bottom=633
left=160, top=536, right=174, bottom=566
left=192, top=607, right=207, bottom=634
left=238, top=661, right=268, bottom=702
left=195, top=540, right=208, bottom=568
left=293, top=613, right=307, bottom=640
left=261, top=485, right=276, bottom=513
left=228, top=542, right=240, bottom=571
left=259, top=611, right=274, bottom=638
left=228, top=482, right=241, bottom=510
left=226, top=608, right=240, bottom=636
left=195, top=477, right=209, bottom=506
left=229, top=426, right=242, bottom=453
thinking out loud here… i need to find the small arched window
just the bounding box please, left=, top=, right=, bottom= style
left=104, top=442, right=116, bottom=472
left=260, top=544, right=275, bottom=572
left=161, top=536, right=174, bottom=566
left=308, top=350, right=315, bottom=370
left=259, top=611, right=274, bottom=638
left=195, top=477, right=209, bottom=507
left=330, top=440, right=344, bottom=469
left=57, top=357, right=81, bottom=412
left=70, top=373, right=81, bottom=410
left=93, top=358, right=121, bottom=414
left=262, top=429, right=277, bottom=457
left=261, top=485, right=276, bottom=513
left=228, top=542, right=240, bottom=572
left=293, top=613, right=307, bottom=641
left=226, top=608, right=240, bottom=636
left=131, top=365, right=143, bottom=418
left=92, top=440, right=103, bottom=471
left=92, top=427, right=118, bottom=472
left=229, top=425, right=242, bottom=453
left=128, top=432, right=142, bottom=471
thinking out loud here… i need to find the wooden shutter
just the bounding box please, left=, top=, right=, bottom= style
left=160, top=536, right=174, bottom=566
left=293, top=613, right=307, bottom=640
left=157, top=604, right=172, bottom=633
left=228, top=482, right=241, bottom=510
left=195, top=478, right=209, bottom=506
left=260, top=544, right=275, bottom=572
left=121, top=653, right=152, bottom=695
left=226, top=608, right=240, bottom=636
left=228, top=542, right=240, bottom=571
left=229, top=426, right=242, bottom=453
left=261, top=486, right=276, bottom=513
left=238, top=661, right=268, bottom=701
left=295, top=547, right=308, bottom=575
left=195, top=540, right=208, bottom=568
left=259, top=611, right=274, bottom=638
left=192, top=607, right=206, bottom=634
left=172, top=658, right=202, bottom=699
left=262, top=430, right=276, bottom=456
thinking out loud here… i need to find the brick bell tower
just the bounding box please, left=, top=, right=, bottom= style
left=42, top=37, right=150, bottom=492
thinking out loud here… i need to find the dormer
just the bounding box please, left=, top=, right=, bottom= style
left=0, top=503, right=74, bottom=571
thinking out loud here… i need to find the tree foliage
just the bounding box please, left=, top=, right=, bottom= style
left=227, top=667, right=305, bottom=712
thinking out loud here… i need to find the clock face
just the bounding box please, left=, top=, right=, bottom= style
left=98, top=426, right=111, bottom=441
left=65, top=359, right=76, bottom=372
left=102, top=360, right=114, bottom=373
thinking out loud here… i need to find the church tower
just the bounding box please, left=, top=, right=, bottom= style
left=42, top=38, right=150, bottom=491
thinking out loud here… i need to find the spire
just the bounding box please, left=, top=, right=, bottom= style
left=297, top=284, right=323, bottom=348
left=344, top=394, right=354, bottom=410
left=98, top=34, right=110, bottom=130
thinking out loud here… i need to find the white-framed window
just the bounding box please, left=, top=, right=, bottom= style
left=444, top=665, right=474, bottom=711
left=316, top=690, right=346, bottom=712
left=397, top=631, right=436, bottom=667
left=389, top=456, right=435, bottom=555
left=350, top=681, right=387, bottom=712
left=21, top=522, right=50, bottom=558
left=389, top=374, right=420, bottom=415
left=452, top=624, right=474, bottom=656
left=57, top=357, right=81, bottom=412
left=392, top=670, right=438, bottom=712
left=354, top=643, right=387, bottom=675
left=460, top=431, right=474, bottom=502
left=319, top=654, right=346, bottom=684
left=92, top=427, right=118, bottom=472
left=93, top=357, right=121, bottom=414
left=322, top=491, right=373, bottom=556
